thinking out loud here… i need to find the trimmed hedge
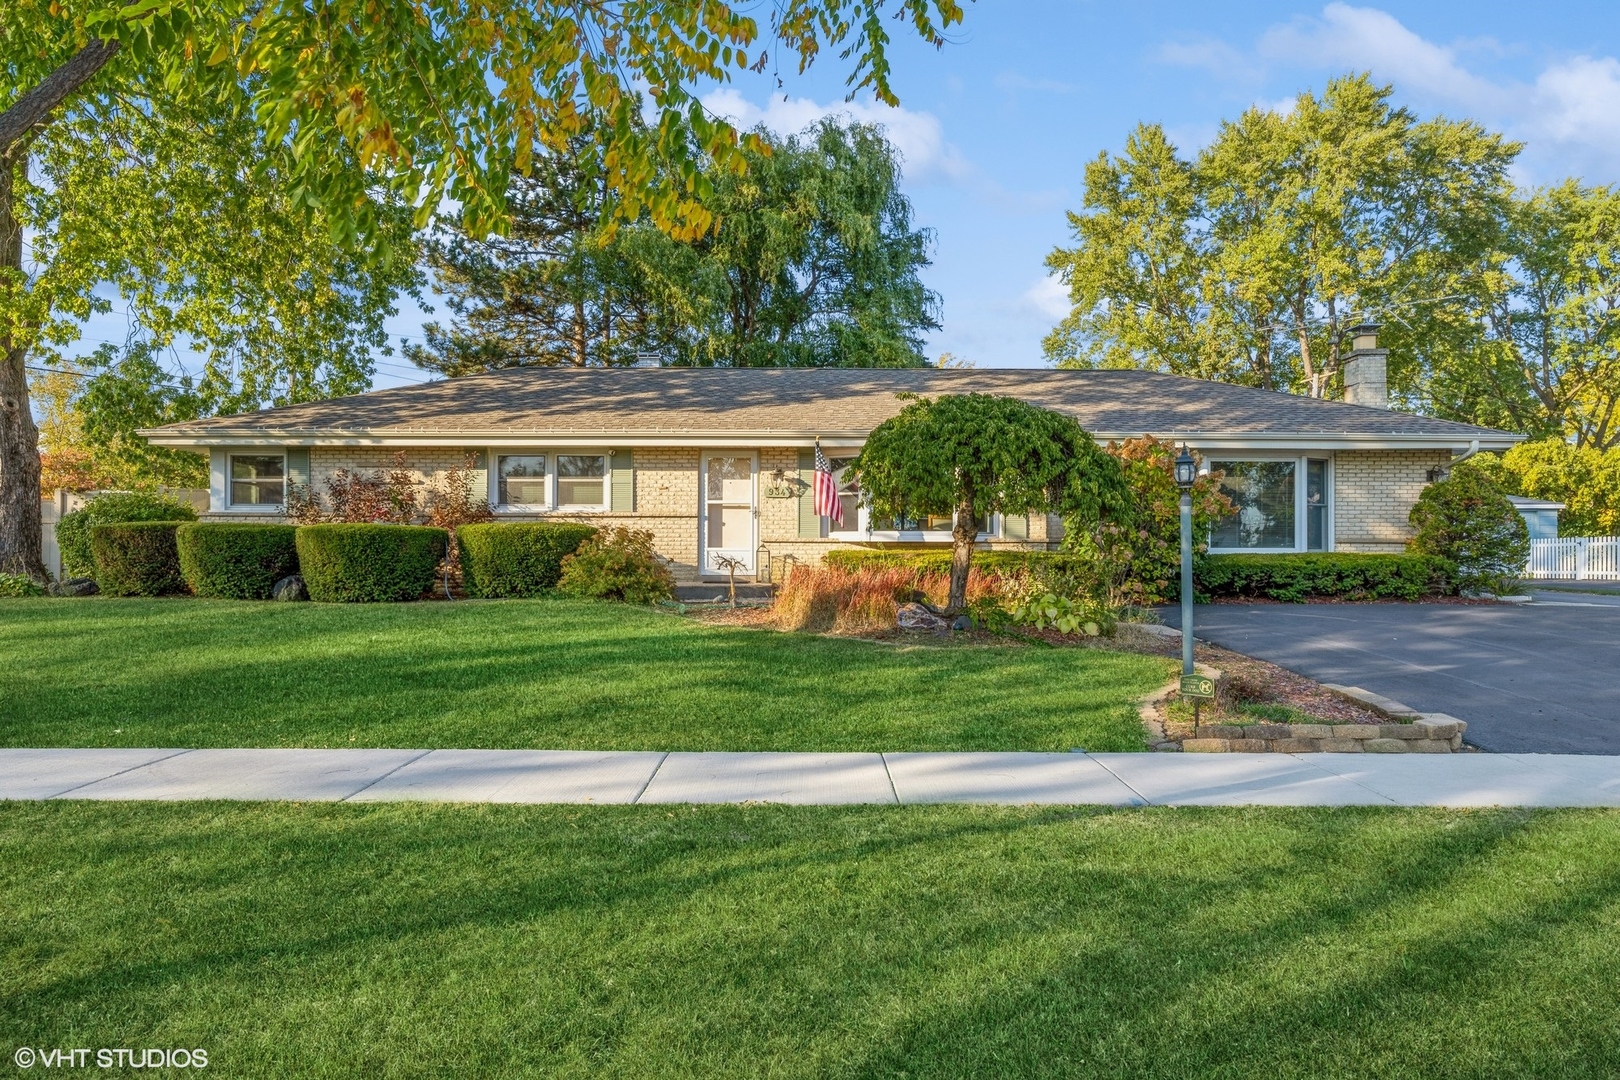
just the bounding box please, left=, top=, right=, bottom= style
left=1196, top=553, right=1441, bottom=602
left=89, top=521, right=187, bottom=597
left=176, top=523, right=300, bottom=600
left=294, top=524, right=447, bottom=602
left=457, top=523, right=597, bottom=598
left=57, top=492, right=198, bottom=579
left=822, top=549, right=1084, bottom=575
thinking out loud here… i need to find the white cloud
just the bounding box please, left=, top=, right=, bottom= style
left=1159, top=4, right=1620, bottom=182
left=702, top=88, right=972, bottom=184
left=1022, top=274, right=1070, bottom=320
left=1256, top=4, right=1506, bottom=108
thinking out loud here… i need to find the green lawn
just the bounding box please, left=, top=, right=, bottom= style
left=4, top=802, right=1619, bottom=1078
left=0, top=598, right=1172, bottom=751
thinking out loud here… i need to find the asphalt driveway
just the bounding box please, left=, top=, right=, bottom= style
left=1183, top=592, right=1620, bottom=754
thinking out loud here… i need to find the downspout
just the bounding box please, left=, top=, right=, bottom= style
left=1428, top=440, right=1480, bottom=484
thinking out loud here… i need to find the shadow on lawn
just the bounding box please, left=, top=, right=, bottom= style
left=7, top=803, right=1620, bottom=1077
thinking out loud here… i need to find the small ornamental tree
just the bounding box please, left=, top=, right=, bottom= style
left=850, top=393, right=1128, bottom=615
left=1409, top=463, right=1531, bottom=594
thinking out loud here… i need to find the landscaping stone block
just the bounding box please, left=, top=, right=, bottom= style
left=1249, top=724, right=1293, bottom=741
left=1450, top=734, right=1464, bottom=750
left=1196, top=725, right=1244, bottom=741
left=1272, top=738, right=1321, bottom=753
left=1228, top=739, right=1270, bottom=753
left=1379, top=724, right=1426, bottom=740
left=1290, top=725, right=1334, bottom=740
left=1337, top=725, right=1381, bottom=739
left=1413, top=715, right=1464, bottom=739
left=1365, top=739, right=1409, bottom=753
left=1319, top=739, right=1365, bottom=753
left=1182, top=739, right=1230, bottom=753
left=1406, top=739, right=1452, bottom=753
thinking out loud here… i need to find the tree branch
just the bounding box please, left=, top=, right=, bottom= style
left=0, top=39, right=120, bottom=158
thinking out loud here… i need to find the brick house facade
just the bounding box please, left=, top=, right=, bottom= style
left=149, top=367, right=1519, bottom=580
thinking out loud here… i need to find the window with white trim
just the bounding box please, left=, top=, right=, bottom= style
left=825, top=459, right=989, bottom=540
left=556, top=454, right=607, bottom=508
left=228, top=454, right=285, bottom=508
left=497, top=454, right=547, bottom=509
left=1209, top=456, right=1331, bottom=552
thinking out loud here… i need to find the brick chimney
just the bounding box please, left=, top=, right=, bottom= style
left=1342, top=322, right=1388, bottom=409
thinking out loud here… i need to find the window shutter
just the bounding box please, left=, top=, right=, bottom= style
left=610, top=450, right=634, bottom=511
left=1002, top=514, right=1029, bottom=541
left=285, top=447, right=310, bottom=488
left=797, top=449, right=820, bottom=538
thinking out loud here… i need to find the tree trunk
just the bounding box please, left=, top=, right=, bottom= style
left=946, top=499, right=976, bottom=616
left=0, top=160, right=47, bottom=580
left=0, top=39, right=119, bottom=582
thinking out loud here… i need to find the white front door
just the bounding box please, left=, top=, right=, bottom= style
left=700, top=453, right=757, bottom=577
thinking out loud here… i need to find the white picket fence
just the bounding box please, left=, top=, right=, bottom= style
left=1525, top=536, right=1620, bottom=581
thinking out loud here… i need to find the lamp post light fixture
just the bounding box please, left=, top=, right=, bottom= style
left=1174, top=445, right=1197, bottom=682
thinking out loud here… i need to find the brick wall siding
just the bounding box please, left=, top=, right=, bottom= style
left=1332, top=449, right=1451, bottom=553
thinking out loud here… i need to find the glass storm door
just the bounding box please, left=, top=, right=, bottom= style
left=701, top=454, right=756, bottom=576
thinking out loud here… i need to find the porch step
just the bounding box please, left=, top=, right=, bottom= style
left=675, top=583, right=778, bottom=604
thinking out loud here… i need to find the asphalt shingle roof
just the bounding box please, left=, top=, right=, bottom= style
left=143, top=367, right=1516, bottom=442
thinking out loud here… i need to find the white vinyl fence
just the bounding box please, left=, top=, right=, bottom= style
left=1525, top=536, right=1620, bottom=581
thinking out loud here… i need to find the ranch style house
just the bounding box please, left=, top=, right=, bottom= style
left=142, top=339, right=1520, bottom=582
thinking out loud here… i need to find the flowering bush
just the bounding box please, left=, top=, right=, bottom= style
left=287, top=451, right=420, bottom=525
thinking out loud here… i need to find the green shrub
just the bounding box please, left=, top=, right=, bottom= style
left=294, top=524, right=447, bottom=602
left=1409, top=464, right=1532, bottom=594
left=457, top=523, right=597, bottom=598
left=89, top=521, right=187, bottom=597
left=56, top=491, right=198, bottom=579
left=557, top=527, right=675, bottom=604
left=176, top=523, right=300, bottom=599
left=0, top=574, right=47, bottom=598
left=1196, top=553, right=1441, bottom=601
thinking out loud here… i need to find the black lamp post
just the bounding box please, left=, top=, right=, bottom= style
left=1174, top=445, right=1196, bottom=679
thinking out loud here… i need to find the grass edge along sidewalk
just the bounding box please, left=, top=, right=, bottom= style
left=3, top=801, right=1619, bottom=1078
left=0, top=598, right=1173, bottom=753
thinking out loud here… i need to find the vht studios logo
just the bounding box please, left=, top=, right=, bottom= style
left=14, top=1046, right=208, bottom=1069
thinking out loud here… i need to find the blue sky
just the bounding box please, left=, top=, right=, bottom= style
left=76, top=2, right=1620, bottom=388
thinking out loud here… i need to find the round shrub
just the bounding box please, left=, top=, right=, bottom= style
left=457, top=523, right=597, bottom=598
left=176, top=523, right=300, bottom=599
left=295, top=524, right=447, bottom=602
left=90, top=521, right=187, bottom=597
left=56, top=491, right=198, bottom=579
left=557, top=527, right=675, bottom=604
left=1409, top=464, right=1531, bottom=594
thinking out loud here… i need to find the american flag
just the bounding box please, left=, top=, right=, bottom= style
left=813, top=442, right=844, bottom=526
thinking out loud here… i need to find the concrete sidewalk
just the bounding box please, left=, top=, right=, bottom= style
left=5, top=748, right=1620, bottom=807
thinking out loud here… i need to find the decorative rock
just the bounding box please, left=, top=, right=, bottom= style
left=897, top=603, right=949, bottom=632
left=1364, top=738, right=1409, bottom=753
left=271, top=574, right=309, bottom=602
left=1182, top=738, right=1230, bottom=753
left=951, top=614, right=973, bottom=632
left=49, top=577, right=99, bottom=597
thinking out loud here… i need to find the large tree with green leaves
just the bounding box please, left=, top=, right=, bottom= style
left=1, top=0, right=968, bottom=578
left=850, top=393, right=1126, bottom=614
left=411, top=116, right=941, bottom=371
left=1044, top=75, right=1517, bottom=400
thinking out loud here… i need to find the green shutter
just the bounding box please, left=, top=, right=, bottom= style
left=797, top=449, right=820, bottom=538
left=285, top=447, right=310, bottom=487
left=1002, top=514, right=1029, bottom=541
left=610, top=449, right=634, bottom=511
left=468, top=450, right=489, bottom=509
